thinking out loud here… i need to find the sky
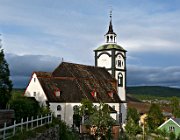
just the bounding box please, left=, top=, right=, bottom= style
left=0, top=0, right=180, bottom=88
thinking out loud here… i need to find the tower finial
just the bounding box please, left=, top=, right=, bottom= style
left=110, top=7, right=112, bottom=21
left=105, top=7, right=117, bottom=44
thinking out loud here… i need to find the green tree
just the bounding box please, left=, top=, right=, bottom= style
left=170, top=96, right=180, bottom=118
left=79, top=99, right=115, bottom=139
left=127, top=108, right=140, bottom=123
left=89, top=103, right=115, bottom=139
left=9, top=96, right=40, bottom=121
left=125, top=108, right=141, bottom=136
left=147, top=104, right=164, bottom=132
left=0, top=46, right=13, bottom=109
left=169, top=132, right=176, bottom=140
left=79, top=98, right=95, bottom=116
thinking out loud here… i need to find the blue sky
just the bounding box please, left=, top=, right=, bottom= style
left=0, top=0, right=180, bottom=88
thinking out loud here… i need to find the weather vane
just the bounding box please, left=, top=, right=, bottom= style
left=109, top=6, right=113, bottom=21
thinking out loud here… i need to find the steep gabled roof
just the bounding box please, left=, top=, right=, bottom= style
left=158, top=118, right=180, bottom=129
left=172, top=118, right=180, bottom=126
left=35, top=71, right=52, bottom=77
left=52, top=62, right=115, bottom=81
left=36, top=62, right=121, bottom=103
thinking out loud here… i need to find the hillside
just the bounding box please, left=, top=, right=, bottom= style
left=127, top=86, right=180, bottom=99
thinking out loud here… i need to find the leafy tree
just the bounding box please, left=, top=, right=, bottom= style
left=125, top=108, right=141, bottom=136
left=88, top=103, right=115, bottom=139
left=169, top=132, right=176, bottom=140
left=9, top=96, right=40, bottom=121
left=147, top=104, right=164, bottom=132
left=79, top=98, right=95, bottom=116
left=56, top=119, right=79, bottom=140
left=127, top=108, right=140, bottom=123
left=177, top=133, right=180, bottom=140
left=79, top=99, right=115, bottom=139
left=170, top=96, right=180, bottom=118
left=0, top=46, right=13, bottom=109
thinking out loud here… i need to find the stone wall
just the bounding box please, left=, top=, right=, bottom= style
left=27, top=125, right=59, bottom=140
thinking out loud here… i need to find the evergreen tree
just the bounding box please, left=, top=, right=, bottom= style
left=147, top=103, right=164, bottom=132
left=170, top=96, right=180, bottom=118
left=0, top=44, right=13, bottom=109
left=127, top=108, right=140, bottom=123
left=125, top=108, right=142, bottom=136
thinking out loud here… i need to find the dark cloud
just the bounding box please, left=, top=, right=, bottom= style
left=127, top=65, right=180, bottom=87
left=5, top=53, right=180, bottom=88
left=6, top=53, right=62, bottom=88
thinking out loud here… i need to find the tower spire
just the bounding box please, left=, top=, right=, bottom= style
left=107, top=9, right=115, bottom=34
left=105, top=9, right=117, bottom=44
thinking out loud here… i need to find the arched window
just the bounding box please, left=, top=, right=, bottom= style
left=57, top=114, right=61, bottom=120
left=73, top=105, right=79, bottom=114
left=110, top=36, right=113, bottom=41
left=57, top=105, right=61, bottom=111
left=118, top=73, right=123, bottom=87
left=112, top=105, right=115, bottom=110
left=107, top=36, right=109, bottom=42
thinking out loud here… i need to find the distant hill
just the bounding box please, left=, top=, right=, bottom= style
left=127, top=86, right=180, bottom=98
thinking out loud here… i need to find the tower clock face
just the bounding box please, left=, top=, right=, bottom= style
left=98, top=54, right=111, bottom=68
left=116, top=54, right=124, bottom=69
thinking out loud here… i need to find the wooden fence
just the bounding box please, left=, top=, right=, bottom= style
left=0, top=113, right=52, bottom=140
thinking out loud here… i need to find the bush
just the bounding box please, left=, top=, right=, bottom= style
left=9, top=96, right=40, bottom=121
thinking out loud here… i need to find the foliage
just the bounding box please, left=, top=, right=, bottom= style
left=88, top=103, right=116, bottom=139
left=155, top=129, right=168, bottom=140
left=79, top=98, right=95, bottom=116
left=170, top=96, right=180, bottom=117
left=0, top=47, right=13, bottom=109
left=147, top=104, right=164, bottom=132
left=169, top=132, right=176, bottom=140
left=53, top=118, right=79, bottom=140
left=79, top=99, right=115, bottom=139
left=8, top=118, right=79, bottom=140
left=127, top=108, right=139, bottom=123
left=125, top=108, right=141, bottom=136
left=9, top=96, right=40, bottom=122
left=177, top=133, right=180, bottom=140
left=39, top=105, right=51, bottom=115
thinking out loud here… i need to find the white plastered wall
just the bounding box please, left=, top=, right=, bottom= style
left=49, top=102, right=120, bottom=126
left=24, top=73, right=47, bottom=106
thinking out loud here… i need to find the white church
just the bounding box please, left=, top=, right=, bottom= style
left=24, top=13, right=127, bottom=126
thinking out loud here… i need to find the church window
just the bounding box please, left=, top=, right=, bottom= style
left=107, top=36, right=109, bottom=42
left=118, top=73, right=123, bottom=87
left=57, top=114, right=61, bottom=120
left=73, top=105, right=79, bottom=114
left=57, top=105, right=62, bottom=111
left=33, top=92, right=36, bottom=96
left=34, top=78, right=36, bottom=82
left=110, top=36, right=113, bottom=41
left=112, top=105, right=115, bottom=110
left=117, top=60, right=121, bottom=67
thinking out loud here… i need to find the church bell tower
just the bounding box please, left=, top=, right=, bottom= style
left=94, top=11, right=127, bottom=124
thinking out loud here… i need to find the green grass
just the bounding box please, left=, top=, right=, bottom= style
left=11, top=89, right=25, bottom=99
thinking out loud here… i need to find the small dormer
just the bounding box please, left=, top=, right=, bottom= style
left=108, top=91, right=114, bottom=98
left=91, top=90, right=97, bottom=98
left=54, top=88, right=61, bottom=97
